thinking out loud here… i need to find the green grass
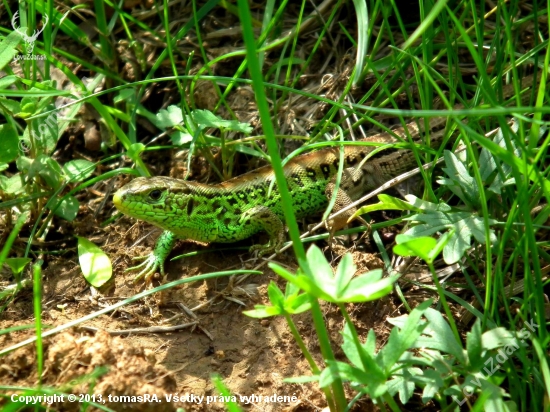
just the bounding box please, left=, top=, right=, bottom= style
left=0, top=0, right=549, bottom=410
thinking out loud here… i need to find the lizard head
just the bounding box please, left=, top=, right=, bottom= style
left=114, top=176, right=185, bottom=216
left=113, top=176, right=219, bottom=242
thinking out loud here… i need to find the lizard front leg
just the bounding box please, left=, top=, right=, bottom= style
left=125, top=230, right=177, bottom=282
left=324, top=167, right=373, bottom=237
left=243, top=206, right=285, bottom=256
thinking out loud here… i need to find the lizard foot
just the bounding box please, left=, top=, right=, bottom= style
left=125, top=253, right=166, bottom=283
left=248, top=236, right=284, bottom=258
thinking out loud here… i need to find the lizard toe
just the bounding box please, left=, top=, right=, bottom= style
left=125, top=253, right=163, bottom=283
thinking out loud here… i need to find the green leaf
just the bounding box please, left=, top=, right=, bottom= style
left=16, top=156, right=33, bottom=173
left=412, top=308, right=466, bottom=363
left=473, top=379, right=509, bottom=411
left=481, top=327, right=518, bottom=350
left=243, top=305, right=281, bottom=318
left=380, top=300, right=432, bottom=373
left=0, top=75, right=18, bottom=90
left=305, top=245, right=334, bottom=285
left=352, top=193, right=421, bottom=218
left=277, top=246, right=398, bottom=303
left=29, top=155, right=64, bottom=190
left=0, top=97, right=22, bottom=115
left=267, top=281, right=285, bottom=306
left=156, top=105, right=184, bottom=128
left=192, top=109, right=253, bottom=134
left=393, top=236, right=438, bottom=262
left=0, top=124, right=20, bottom=163
left=269, top=261, right=299, bottom=281
left=127, top=143, right=146, bottom=162
left=260, top=266, right=311, bottom=314
left=19, top=96, right=38, bottom=119
left=53, top=195, right=80, bottom=221
left=30, top=105, right=59, bottom=154
left=440, top=150, right=479, bottom=207
left=352, top=193, right=450, bottom=222
left=341, top=326, right=377, bottom=370
left=2, top=174, right=24, bottom=194
left=284, top=280, right=300, bottom=297
left=319, top=361, right=365, bottom=387
left=284, top=293, right=311, bottom=314
left=0, top=31, right=22, bottom=71
left=386, top=367, right=419, bottom=404
left=269, top=270, right=313, bottom=300
left=479, top=119, right=521, bottom=195
left=334, top=253, right=355, bottom=296
left=63, top=160, right=96, bottom=183
left=404, top=210, right=496, bottom=264
left=404, top=195, right=452, bottom=212
left=339, top=323, right=390, bottom=397
left=77, top=236, right=112, bottom=287
left=321, top=360, right=388, bottom=398
left=337, top=271, right=397, bottom=302
left=114, top=88, right=136, bottom=104
left=351, top=0, right=368, bottom=85
left=466, top=319, right=483, bottom=369
left=4, top=257, right=32, bottom=275
left=169, top=129, right=193, bottom=146
left=210, top=375, right=241, bottom=412
left=419, top=369, right=445, bottom=403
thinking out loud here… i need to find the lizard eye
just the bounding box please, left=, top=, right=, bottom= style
left=149, top=189, right=162, bottom=201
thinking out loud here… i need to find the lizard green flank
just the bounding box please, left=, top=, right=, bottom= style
left=113, top=73, right=540, bottom=282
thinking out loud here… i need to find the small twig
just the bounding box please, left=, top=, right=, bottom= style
left=80, top=322, right=198, bottom=335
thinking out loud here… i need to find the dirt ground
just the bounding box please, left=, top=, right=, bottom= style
left=0, top=222, right=416, bottom=411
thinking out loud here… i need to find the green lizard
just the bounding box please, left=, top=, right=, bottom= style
left=113, top=73, right=540, bottom=281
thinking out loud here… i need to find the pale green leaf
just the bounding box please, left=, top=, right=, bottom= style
left=4, top=257, right=32, bottom=275
left=440, top=150, right=479, bottom=206
left=0, top=124, right=20, bottom=163
left=53, top=195, right=80, bottom=221
left=0, top=31, right=22, bottom=70
left=243, top=305, right=281, bottom=318
left=169, top=130, right=193, bottom=145
left=77, top=236, right=112, bottom=287
left=63, top=160, right=95, bottom=182
left=155, top=105, right=183, bottom=128
left=192, top=109, right=253, bottom=134
left=393, top=236, right=438, bottom=261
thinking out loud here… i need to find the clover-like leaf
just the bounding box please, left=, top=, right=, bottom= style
left=404, top=210, right=496, bottom=264
left=155, top=105, right=184, bottom=128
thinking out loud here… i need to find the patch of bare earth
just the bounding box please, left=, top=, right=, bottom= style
left=1, top=233, right=413, bottom=411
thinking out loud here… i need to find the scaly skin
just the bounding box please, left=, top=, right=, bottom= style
left=113, top=73, right=540, bottom=281
left=113, top=130, right=435, bottom=281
